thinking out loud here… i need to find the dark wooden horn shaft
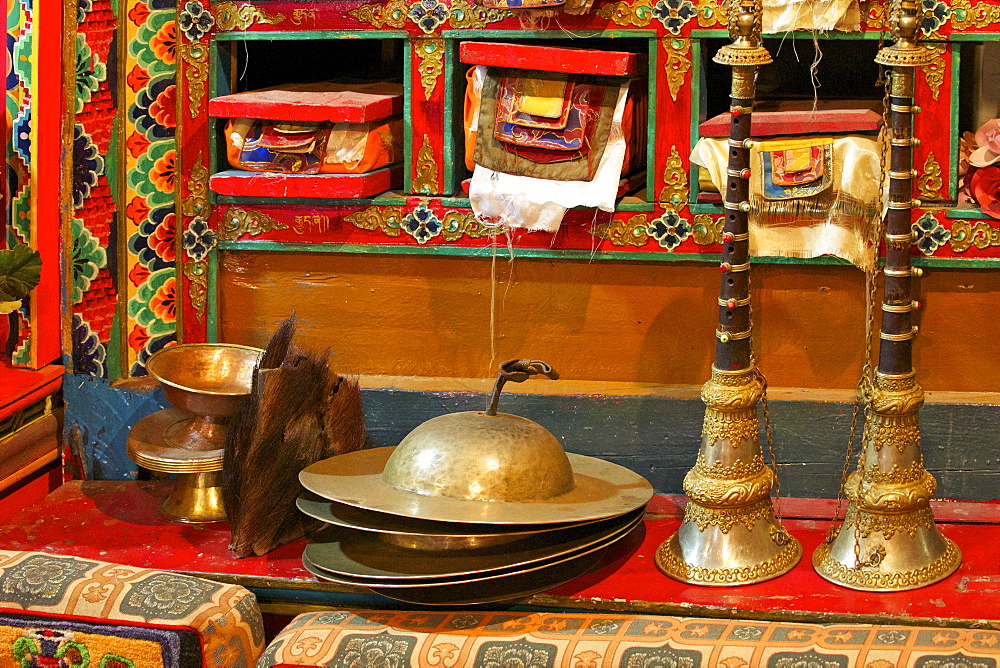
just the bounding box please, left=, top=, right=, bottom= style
left=878, top=66, right=917, bottom=376
left=715, top=66, right=756, bottom=371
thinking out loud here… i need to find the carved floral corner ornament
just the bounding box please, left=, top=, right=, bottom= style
left=181, top=217, right=218, bottom=322
left=415, top=38, right=445, bottom=101
left=346, top=204, right=496, bottom=244
left=350, top=0, right=510, bottom=30
left=218, top=208, right=289, bottom=241
left=662, top=37, right=692, bottom=102
left=214, top=1, right=285, bottom=31
left=411, top=135, right=439, bottom=195
left=180, top=153, right=212, bottom=321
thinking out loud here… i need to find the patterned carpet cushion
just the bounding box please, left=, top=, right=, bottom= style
left=0, top=550, right=264, bottom=667
left=260, top=610, right=1000, bottom=667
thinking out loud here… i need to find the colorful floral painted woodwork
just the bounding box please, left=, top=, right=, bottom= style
left=124, top=0, right=178, bottom=376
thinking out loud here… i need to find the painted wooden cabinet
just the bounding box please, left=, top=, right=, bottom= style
left=172, top=0, right=1000, bottom=376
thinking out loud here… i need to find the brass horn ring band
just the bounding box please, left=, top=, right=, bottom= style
left=727, top=232, right=750, bottom=242
left=717, top=328, right=752, bottom=341
left=726, top=168, right=747, bottom=177
left=883, top=267, right=912, bottom=277
left=728, top=139, right=747, bottom=148
left=885, top=232, right=914, bottom=243
left=880, top=328, right=917, bottom=341
left=887, top=200, right=915, bottom=210
left=726, top=261, right=750, bottom=273
left=731, top=105, right=753, bottom=114
left=891, top=138, right=916, bottom=146
left=890, top=103, right=915, bottom=113
left=718, top=296, right=752, bottom=307
left=882, top=302, right=914, bottom=313
left=888, top=170, right=916, bottom=179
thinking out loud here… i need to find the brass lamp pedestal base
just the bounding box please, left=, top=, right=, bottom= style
left=127, top=407, right=227, bottom=524
left=656, top=366, right=801, bottom=586
left=657, top=509, right=801, bottom=585
left=812, top=372, right=961, bottom=591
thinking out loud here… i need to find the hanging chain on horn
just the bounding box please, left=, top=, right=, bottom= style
left=812, top=0, right=961, bottom=591
left=655, top=0, right=802, bottom=586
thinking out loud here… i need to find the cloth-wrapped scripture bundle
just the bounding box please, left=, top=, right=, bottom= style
left=211, top=82, right=403, bottom=176
left=460, top=42, right=645, bottom=233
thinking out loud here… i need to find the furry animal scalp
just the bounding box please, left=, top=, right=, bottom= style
left=223, top=315, right=366, bottom=557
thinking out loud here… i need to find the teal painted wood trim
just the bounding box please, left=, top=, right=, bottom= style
left=443, top=39, right=456, bottom=195
left=207, top=249, right=219, bottom=342
left=442, top=29, right=656, bottom=38
left=404, top=39, right=413, bottom=194
left=689, top=202, right=722, bottom=214
left=216, top=235, right=998, bottom=268
left=948, top=32, right=1000, bottom=41
left=214, top=193, right=410, bottom=206
left=945, top=207, right=996, bottom=220
left=213, top=30, right=408, bottom=40
left=439, top=196, right=471, bottom=207
left=912, top=255, right=1000, bottom=268
left=617, top=200, right=656, bottom=212
left=949, top=45, right=961, bottom=202
left=688, top=39, right=703, bottom=206
left=690, top=30, right=883, bottom=40
left=647, top=37, right=657, bottom=200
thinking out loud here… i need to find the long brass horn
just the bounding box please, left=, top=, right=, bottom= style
left=811, top=0, right=961, bottom=591
left=655, top=0, right=802, bottom=586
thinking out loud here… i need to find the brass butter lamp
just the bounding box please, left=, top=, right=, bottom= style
left=127, top=343, right=262, bottom=523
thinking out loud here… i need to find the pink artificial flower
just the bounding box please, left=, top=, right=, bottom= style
left=969, top=118, right=1000, bottom=167
left=970, top=164, right=1000, bottom=219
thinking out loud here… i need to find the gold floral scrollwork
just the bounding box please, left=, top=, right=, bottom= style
left=662, top=38, right=692, bottom=102
left=448, top=0, right=511, bottom=27
left=412, top=135, right=439, bottom=195
left=950, top=0, right=1000, bottom=29
left=695, top=0, right=727, bottom=27
left=218, top=208, right=288, bottom=241
left=349, top=0, right=408, bottom=28
left=183, top=260, right=208, bottom=322
left=919, top=44, right=946, bottom=101
left=178, top=43, right=208, bottom=118
left=441, top=211, right=495, bottom=241
left=591, top=214, right=649, bottom=247
left=345, top=206, right=404, bottom=237
left=415, top=38, right=444, bottom=101
left=658, top=146, right=689, bottom=210
left=655, top=537, right=801, bottom=585
left=949, top=219, right=1000, bottom=253
left=682, top=498, right=772, bottom=533
left=917, top=152, right=945, bottom=202
left=691, top=213, right=723, bottom=245
left=214, top=1, right=285, bottom=30
left=595, top=0, right=654, bottom=26
left=181, top=153, right=211, bottom=220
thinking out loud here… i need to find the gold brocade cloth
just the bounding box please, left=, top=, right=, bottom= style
left=691, top=135, right=882, bottom=270
left=762, top=0, right=860, bottom=32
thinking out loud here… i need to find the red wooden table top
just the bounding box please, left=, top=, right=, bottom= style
left=1, top=481, right=997, bottom=626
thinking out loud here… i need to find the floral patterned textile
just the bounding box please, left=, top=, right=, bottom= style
left=260, top=610, right=1000, bottom=667
left=0, top=550, right=264, bottom=667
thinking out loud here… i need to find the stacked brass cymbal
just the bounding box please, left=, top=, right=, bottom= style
left=297, top=360, right=654, bottom=605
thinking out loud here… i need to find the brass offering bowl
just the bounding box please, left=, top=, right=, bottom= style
left=146, top=343, right=262, bottom=451
left=130, top=343, right=263, bottom=523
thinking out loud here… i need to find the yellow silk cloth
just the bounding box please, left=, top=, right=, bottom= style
left=690, top=135, right=882, bottom=270
left=762, top=0, right=860, bottom=32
